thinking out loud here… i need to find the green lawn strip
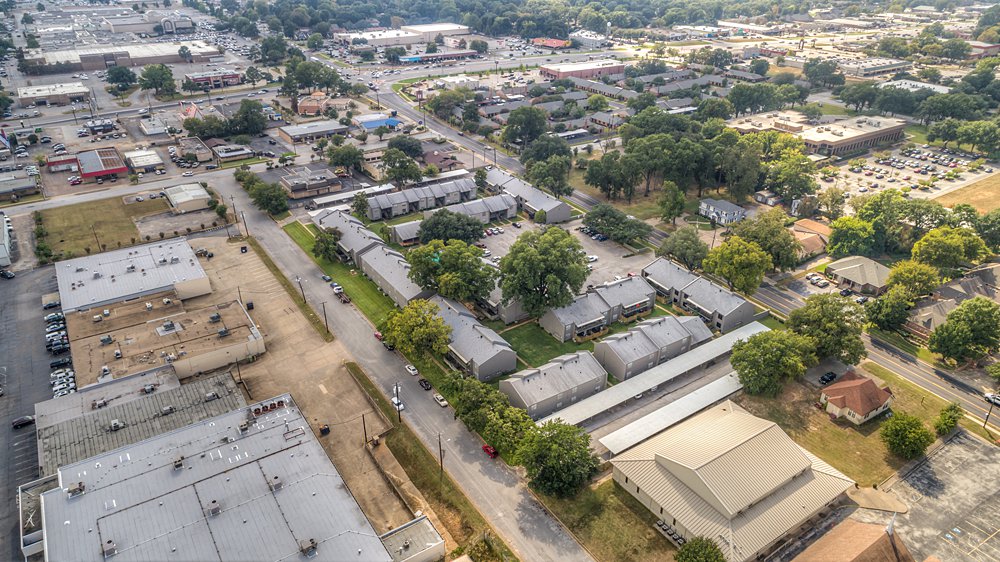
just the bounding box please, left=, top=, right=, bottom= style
left=867, top=327, right=944, bottom=368
left=905, top=124, right=930, bottom=145
left=39, top=197, right=169, bottom=257
left=283, top=221, right=396, bottom=327
left=567, top=168, right=661, bottom=220
left=758, top=315, right=788, bottom=331
left=0, top=193, right=44, bottom=207
left=502, top=322, right=591, bottom=367
left=538, top=480, right=676, bottom=562
left=245, top=236, right=334, bottom=342
left=270, top=210, right=291, bottom=221
left=345, top=362, right=518, bottom=562
left=221, top=157, right=270, bottom=169
left=861, top=362, right=992, bottom=442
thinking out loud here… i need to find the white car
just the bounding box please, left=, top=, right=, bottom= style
left=182, top=171, right=194, bottom=177
left=586, top=255, right=598, bottom=263
left=433, top=393, right=448, bottom=407
left=405, top=365, right=419, bottom=376
left=391, top=396, right=404, bottom=411
left=986, top=393, right=1000, bottom=406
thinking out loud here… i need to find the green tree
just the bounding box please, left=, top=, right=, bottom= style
left=244, top=66, right=262, bottom=85
left=789, top=294, right=867, bottom=364
left=373, top=125, right=390, bottom=141
left=453, top=377, right=509, bottom=433
left=515, top=421, right=599, bottom=497
left=657, top=181, right=685, bottom=225
left=582, top=204, right=652, bottom=245
left=817, top=187, right=846, bottom=219
left=912, top=226, right=989, bottom=270
left=474, top=168, right=488, bottom=191
left=139, top=64, right=176, bottom=96
left=585, top=94, right=609, bottom=111
left=228, top=99, right=267, bottom=136
left=382, top=148, right=422, bottom=185
left=502, top=106, right=548, bottom=146
left=731, top=330, right=817, bottom=396
left=887, top=260, right=940, bottom=297
left=247, top=181, right=289, bottom=215
left=658, top=226, right=709, bottom=271
left=527, top=155, right=572, bottom=196
left=470, top=39, right=488, bottom=54
left=351, top=192, right=368, bottom=218
left=675, top=537, right=726, bottom=562
left=880, top=413, right=934, bottom=460
left=929, top=296, right=1000, bottom=362
left=702, top=236, right=772, bottom=295
left=934, top=402, right=963, bottom=436
left=177, top=45, right=192, bottom=62
left=828, top=217, right=876, bottom=258
left=407, top=240, right=499, bottom=302
left=386, top=135, right=423, bottom=158
left=482, top=406, right=535, bottom=456
left=521, top=135, right=570, bottom=167
left=765, top=150, right=817, bottom=200
left=382, top=299, right=452, bottom=356
left=865, top=285, right=914, bottom=331
left=418, top=210, right=484, bottom=245
left=327, top=144, right=363, bottom=173
left=311, top=227, right=341, bottom=262
left=425, top=42, right=439, bottom=54
left=107, top=66, right=138, bottom=89
left=306, top=33, right=324, bottom=50
left=731, top=208, right=800, bottom=271
left=500, top=227, right=587, bottom=316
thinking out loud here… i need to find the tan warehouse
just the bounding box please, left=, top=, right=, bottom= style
left=22, top=41, right=220, bottom=72
left=728, top=111, right=906, bottom=156
left=17, top=82, right=90, bottom=106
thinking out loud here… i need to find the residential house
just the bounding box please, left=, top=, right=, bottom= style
left=357, top=245, right=433, bottom=308
left=485, top=168, right=572, bottom=223
left=567, top=77, right=640, bottom=100
left=819, top=371, right=893, bottom=425
left=539, top=277, right=656, bottom=342
left=593, top=315, right=714, bottom=381
left=612, top=401, right=854, bottom=561
left=476, top=281, right=529, bottom=325
left=389, top=219, right=422, bottom=246
left=697, top=198, right=746, bottom=225
left=906, top=264, right=1000, bottom=338
left=423, top=150, right=461, bottom=171
left=296, top=91, right=350, bottom=116
left=430, top=194, right=518, bottom=224
left=825, top=256, right=890, bottom=295
left=753, top=190, right=782, bottom=206
left=431, top=296, right=517, bottom=381
left=312, top=209, right=383, bottom=263
left=366, top=178, right=476, bottom=221
left=791, top=218, right=832, bottom=262
left=641, top=258, right=756, bottom=333
left=499, top=351, right=608, bottom=420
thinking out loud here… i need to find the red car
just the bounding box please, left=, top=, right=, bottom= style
left=482, top=444, right=498, bottom=459
left=374, top=331, right=384, bottom=341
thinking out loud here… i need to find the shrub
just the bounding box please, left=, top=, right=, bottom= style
left=933, top=402, right=962, bottom=436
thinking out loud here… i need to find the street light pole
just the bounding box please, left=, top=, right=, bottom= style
left=321, top=301, right=329, bottom=333
left=394, top=382, right=402, bottom=423
left=295, top=276, right=306, bottom=302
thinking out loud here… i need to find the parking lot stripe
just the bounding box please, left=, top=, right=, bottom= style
left=318, top=384, right=328, bottom=395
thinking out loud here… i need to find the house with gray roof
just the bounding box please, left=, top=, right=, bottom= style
left=641, top=257, right=756, bottom=333
left=594, top=315, right=714, bottom=381
left=389, top=219, right=422, bottom=246
left=825, top=256, right=890, bottom=295
left=485, top=168, right=572, bottom=223
left=366, top=178, right=476, bottom=221
left=539, top=277, right=656, bottom=342
left=429, top=194, right=517, bottom=224
left=725, top=69, right=767, bottom=82
left=500, top=351, right=607, bottom=419
left=698, top=198, right=746, bottom=225
left=905, top=264, right=1000, bottom=338
left=431, top=296, right=516, bottom=381
left=357, top=245, right=433, bottom=308
left=312, top=209, right=383, bottom=263
left=567, top=77, right=640, bottom=99
left=476, top=279, right=529, bottom=325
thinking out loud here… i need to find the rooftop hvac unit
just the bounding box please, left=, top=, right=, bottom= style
left=163, top=320, right=175, bottom=331
left=100, top=335, right=113, bottom=345
left=209, top=313, right=222, bottom=323
left=145, top=302, right=153, bottom=311
left=161, top=405, right=175, bottom=415
left=218, top=328, right=230, bottom=338
left=239, top=420, right=249, bottom=433
left=207, top=500, right=221, bottom=516
left=170, top=256, right=180, bottom=263
left=142, top=384, right=156, bottom=394
left=299, top=539, right=318, bottom=557
left=173, top=456, right=184, bottom=470
left=269, top=476, right=283, bottom=491
left=126, top=264, right=135, bottom=273
left=93, top=399, right=108, bottom=409
left=114, top=349, right=122, bottom=359
left=205, top=391, right=220, bottom=402
left=162, top=298, right=172, bottom=305
left=67, top=482, right=86, bottom=497
left=93, top=272, right=101, bottom=279
left=109, top=419, right=124, bottom=431
left=102, top=540, right=117, bottom=558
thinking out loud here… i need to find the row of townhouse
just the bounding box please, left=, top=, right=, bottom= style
left=539, top=277, right=657, bottom=342
left=366, top=178, right=476, bottom=221
left=641, top=258, right=756, bottom=333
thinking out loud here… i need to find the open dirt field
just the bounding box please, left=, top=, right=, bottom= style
left=191, top=234, right=414, bottom=533
left=934, top=174, right=1000, bottom=213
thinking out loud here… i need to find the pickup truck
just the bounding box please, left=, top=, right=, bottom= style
left=337, top=292, right=351, bottom=304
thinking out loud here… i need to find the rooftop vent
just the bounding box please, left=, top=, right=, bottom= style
left=239, top=420, right=249, bottom=433
left=142, top=384, right=156, bottom=394
left=299, top=539, right=318, bottom=557
left=161, top=405, right=175, bottom=415
left=100, top=335, right=113, bottom=346
left=145, top=302, right=152, bottom=311
left=109, top=419, right=124, bottom=432
left=93, top=272, right=101, bottom=279
left=92, top=399, right=108, bottom=409
left=207, top=500, right=221, bottom=516
left=173, top=456, right=184, bottom=470
left=218, top=328, right=230, bottom=338
left=68, top=481, right=86, bottom=497
left=102, top=540, right=117, bottom=558
left=205, top=392, right=219, bottom=402
left=269, top=476, right=283, bottom=491
left=209, top=313, right=222, bottom=323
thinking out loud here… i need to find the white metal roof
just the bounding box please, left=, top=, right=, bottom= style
left=17, top=82, right=89, bottom=98
left=539, top=322, right=769, bottom=426
left=164, top=183, right=211, bottom=206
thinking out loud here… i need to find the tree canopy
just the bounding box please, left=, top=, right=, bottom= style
left=788, top=294, right=867, bottom=365
left=731, top=330, right=817, bottom=396
left=582, top=204, right=652, bottom=245
left=880, top=413, right=934, bottom=460
left=702, top=236, right=772, bottom=295
left=417, top=210, right=484, bottom=245
left=407, top=240, right=498, bottom=302
left=731, top=208, right=800, bottom=271
left=382, top=299, right=451, bottom=356
left=515, top=421, right=599, bottom=497
left=658, top=226, right=709, bottom=271
left=500, top=227, right=587, bottom=316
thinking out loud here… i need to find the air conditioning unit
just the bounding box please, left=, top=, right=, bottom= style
left=109, top=419, right=124, bottom=431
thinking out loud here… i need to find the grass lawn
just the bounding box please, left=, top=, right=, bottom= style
left=759, top=315, right=788, bottom=331
left=568, top=167, right=662, bottom=220
left=221, top=157, right=270, bottom=169
left=283, top=221, right=397, bottom=327
left=345, top=363, right=517, bottom=562
left=39, top=197, right=169, bottom=257
left=540, top=479, right=675, bottom=562
left=905, top=124, right=930, bottom=146
left=501, top=322, right=590, bottom=367
left=818, top=103, right=850, bottom=116
left=867, top=327, right=944, bottom=368
left=270, top=210, right=291, bottom=221
left=935, top=173, right=1000, bottom=213
left=736, top=379, right=906, bottom=485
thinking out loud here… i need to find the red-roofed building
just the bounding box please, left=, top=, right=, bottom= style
left=75, top=147, right=128, bottom=181
left=820, top=371, right=893, bottom=425
left=532, top=38, right=571, bottom=49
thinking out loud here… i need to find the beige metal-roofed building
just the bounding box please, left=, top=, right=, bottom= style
left=164, top=182, right=212, bottom=213
left=400, top=23, right=470, bottom=41
left=16, top=82, right=89, bottom=106
left=612, top=401, right=854, bottom=560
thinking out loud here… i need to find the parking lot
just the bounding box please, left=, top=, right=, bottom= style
left=852, top=431, right=1000, bottom=561
left=830, top=144, right=997, bottom=202
left=0, top=266, right=64, bottom=559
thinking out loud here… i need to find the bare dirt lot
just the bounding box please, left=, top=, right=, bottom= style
left=191, top=234, right=414, bottom=532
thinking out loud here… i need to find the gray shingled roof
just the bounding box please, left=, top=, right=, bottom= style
left=503, top=351, right=606, bottom=407
left=826, top=256, right=890, bottom=288
left=431, top=296, right=513, bottom=366
left=549, top=291, right=609, bottom=326
left=599, top=315, right=713, bottom=365
left=485, top=168, right=565, bottom=213
left=358, top=245, right=427, bottom=305
left=389, top=219, right=422, bottom=242
left=313, top=210, right=383, bottom=259
left=641, top=258, right=751, bottom=316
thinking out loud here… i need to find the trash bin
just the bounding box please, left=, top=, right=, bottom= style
left=319, top=424, right=330, bottom=436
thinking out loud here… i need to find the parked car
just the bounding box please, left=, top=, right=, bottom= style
left=985, top=393, right=1000, bottom=406
left=43, top=301, right=61, bottom=310
left=405, top=365, right=419, bottom=376
left=433, top=393, right=448, bottom=407
left=390, top=396, right=404, bottom=411
left=11, top=415, right=35, bottom=429
left=49, top=357, right=72, bottom=369
left=418, top=378, right=432, bottom=390
left=482, top=444, right=498, bottom=459
left=819, top=372, right=837, bottom=385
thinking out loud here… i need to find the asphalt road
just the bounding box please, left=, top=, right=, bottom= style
left=0, top=266, right=61, bottom=560
left=204, top=173, right=594, bottom=562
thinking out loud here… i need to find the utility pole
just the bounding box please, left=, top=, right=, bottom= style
left=362, top=413, right=368, bottom=445
left=438, top=433, right=444, bottom=484
left=91, top=224, right=102, bottom=250
left=985, top=398, right=996, bottom=429
left=295, top=276, right=306, bottom=302
left=241, top=210, right=249, bottom=237
left=320, top=301, right=329, bottom=333
left=394, top=382, right=401, bottom=423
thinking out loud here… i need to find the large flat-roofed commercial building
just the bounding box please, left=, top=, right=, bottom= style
left=278, top=119, right=351, bottom=144
left=75, top=147, right=129, bottom=181
left=612, top=401, right=854, bottom=560
left=55, top=239, right=211, bottom=312
left=728, top=111, right=906, bottom=157
left=65, top=292, right=265, bottom=385
left=17, top=82, right=89, bottom=106
left=837, top=57, right=911, bottom=77
left=333, top=29, right=422, bottom=47
left=399, top=23, right=470, bottom=41
left=540, top=59, right=625, bottom=80
left=22, top=40, right=219, bottom=71
left=122, top=148, right=164, bottom=172
left=0, top=175, right=40, bottom=202
left=26, top=395, right=406, bottom=562
left=185, top=68, right=242, bottom=89
left=164, top=183, right=212, bottom=213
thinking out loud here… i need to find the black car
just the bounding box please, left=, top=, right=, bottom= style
left=42, top=300, right=61, bottom=310
left=49, top=345, right=69, bottom=355
left=11, top=415, right=35, bottom=429
left=382, top=341, right=395, bottom=351
left=819, top=372, right=837, bottom=385
left=0, top=270, right=13, bottom=279
left=418, top=378, right=432, bottom=391
left=839, top=288, right=852, bottom=297
left=50, top=357, right=72, bottom=369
